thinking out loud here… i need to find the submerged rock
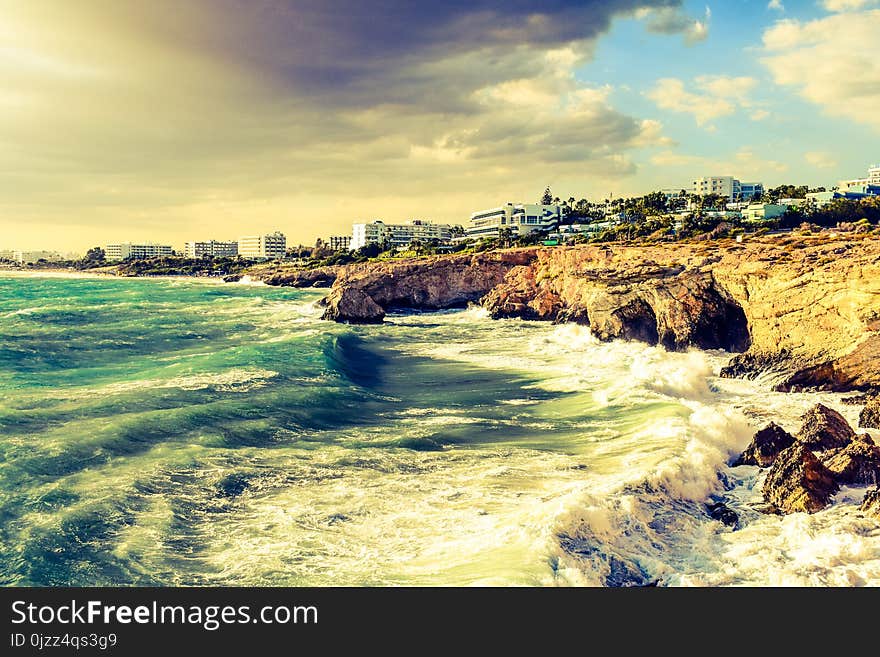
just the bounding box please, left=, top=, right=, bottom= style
left=762, top=444, right=838, bottom=514
left=861, top=487, right=880, bottom=520
left=706, top=502, right=739, bottom=528
left=216, top=473, right=250, bottom=498
left=821, top=434, right=880, bottom=486
left=733, top=422, right=796, bottom=468
left=859, top=397, right=880, bottom=430
left=796, top=404, right=855, bottom=451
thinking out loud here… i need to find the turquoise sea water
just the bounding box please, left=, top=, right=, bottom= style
left=1, top=273, right=879, bottom=586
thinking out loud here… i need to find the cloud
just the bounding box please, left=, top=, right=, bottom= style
left=805, top=151, right=838, bottom=169
left=638, top=5, right=711, bottom=44
left=822, top=0, right=878, bottom=12
left=650, top=147, right=789, bottom=177
left=767, top=0, right=785, bottom=11
left=0, top=0, right=692, bottom=249
left=761, top=10, right=880, bottom=132
left=646, top=75, right=760, bottom=128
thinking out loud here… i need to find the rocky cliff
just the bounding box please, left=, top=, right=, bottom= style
left=320, top=250, right=536, bottom=323
left=319, top=233, right=880, bottom=391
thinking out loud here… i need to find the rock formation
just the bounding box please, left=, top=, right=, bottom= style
left=859, top=397, right=880, bottom=429
left=705, top=501, right=738, bottom=528
left=862, top=487, right=880, bottom=520
left=257, top=265, right=341, bottom=288
left=762, top=444, right=839, bottom=514
left=316, top=234, right=880, bottom=391
left=796, top=404, right=856, bottom=451
left=732, top=423, right=796, bottom=467
left=320, top=251, right=536, bottom=323
left=821, top=434, right=880, bottom=486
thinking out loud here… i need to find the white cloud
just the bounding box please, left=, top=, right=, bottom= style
left=750, top=109, right=770, bottom=121
left=805, top=151, right=838, bottom=169
left=768, top=0, right=785, bottom=11
left=761, top=10, right=880, bottom=131
left=646, top=75, right=761, bottom=128
left=822, top=0, right=879, bottom=12
left=650, top=147, right=789, bottom=175
left=638, top=6, right=711, bottom=45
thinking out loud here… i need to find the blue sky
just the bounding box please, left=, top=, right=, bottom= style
left=1, top=1, right=878, bottom=251
left=576, top=0, right=880, bottom=197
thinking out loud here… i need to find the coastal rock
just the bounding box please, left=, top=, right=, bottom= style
left=482, top=250, right=750, bottom=351
left=763, top=444, right=839, bottom=514
left=322, top=250, right=537, bottom=323
left=261, top=266, right=340, bottom=288
left=859, top=397, right=880, bottom=429
left=861, top=487, right=880, bottom=520
left=706, top=502, right=739, bottom=528
left=317, top=235, right=880, bottom=391
left=796, top=404, right=855, bottom=451
left=821, top=434, right=880, bottom=486
left=321, top=287, right=385, bottom=324
left=732, top=423, right=796, bottom=468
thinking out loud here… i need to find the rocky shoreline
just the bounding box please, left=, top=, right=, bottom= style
left=278, top=233, right=880, bottom=395
left=733, top=403, right=879, bottom=520
left=258, top=232, right=880, bottom=526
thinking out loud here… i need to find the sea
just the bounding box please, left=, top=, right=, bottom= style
left=1, top=272, right=878, bottom=586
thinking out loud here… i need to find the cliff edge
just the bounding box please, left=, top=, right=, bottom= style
left=318, top=233, right=880, bottom=392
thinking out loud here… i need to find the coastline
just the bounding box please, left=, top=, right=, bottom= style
left=0, top=268, right=232, bottom=284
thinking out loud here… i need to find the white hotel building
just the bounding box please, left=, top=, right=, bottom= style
left=466, top=203, right=562, bottom=241
left=237, top=231, right=287, bottom=260
left=349, top=220, right=454, bottom=250
left=184, top=240, right=239, bottom=258
left=105, top=243, right=173, bottom=261
left=691, top=176, right=764, bottom=201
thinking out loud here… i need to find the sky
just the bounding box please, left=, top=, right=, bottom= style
left=2, top=0, right=879, bottom=254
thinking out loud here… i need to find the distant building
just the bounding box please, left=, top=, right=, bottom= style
left=807, top=187, right=880, bottom=209
left=466, top=203, right=562, bottom=240
left=329, top=235, right=351, bottom=251
left=839, top=178, right=870, bottom=193
left=742, top=203, right=789, bottom=222
left=238, top=232, right=286, bottom=260
left=869, top=164, right=880, bottom=186
left=184, top=240, right=238, bottom=258
left=349, top=220, right=456, bottom=250
left=105, top=243, right=173, bottom=261
left=0, top=250, right=64, bottom=263
left=690, top=176, right=763, bottom=201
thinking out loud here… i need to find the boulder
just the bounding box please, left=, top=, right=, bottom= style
left=859, top=397, right=880, bottom=430
left=732, top=422, right=796, bottom=467
left=796, top=404, right=855, bottom=451
left=821, top=434, right=880, bottom=486
left=762, top=444, right=839, bottom=514
left=321, top=287, right=385, bottom=324
left=861, top=487, right=880, bottom=520
left=706, top=502, right=738, bottom=528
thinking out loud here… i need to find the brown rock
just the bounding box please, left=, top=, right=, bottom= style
left=859, top=397, right=880, bottom=429
left=732, top=423, right=796, bottom=467
left=762, top=444, right=838, bottom=514
left=796, top=404, right=855, bottom=451
left=861, top=487, right=880, bottom=520
left=821, top=434, right=880, bottom=486
left=321, top=287, right=385, bottom=324
left=316, top=235, right=880, bottom=392
left=323, top=250, right=536, bottom=323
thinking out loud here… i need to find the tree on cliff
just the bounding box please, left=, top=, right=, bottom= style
left=541, top=187, right=553, bottom=205
left=84, top=246, right=105, bottom=263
